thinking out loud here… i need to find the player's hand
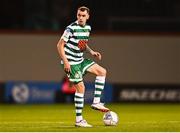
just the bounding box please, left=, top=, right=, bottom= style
left=91, top=51, right=102, bottom=60
left=64, top=62, right=71, bottom=75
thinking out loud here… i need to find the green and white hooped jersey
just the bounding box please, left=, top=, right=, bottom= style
left=61, top=21, right=91, bottom=65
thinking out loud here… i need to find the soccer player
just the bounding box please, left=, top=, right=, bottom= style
left=57, top=6, right=109, bottom=127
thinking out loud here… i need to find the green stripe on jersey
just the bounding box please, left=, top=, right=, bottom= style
left=67, top=40, right=78, bottom=46
left=74, top=29, right=90, bottom=32
left=74, top=36, right=89, bottom=40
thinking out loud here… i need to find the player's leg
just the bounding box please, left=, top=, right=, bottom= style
left=87, top=63, right=106, bottom=103
left=86, top=63, right=109, bottom=112
left=74, top=81, right=92, bottom=127
left=68, top=63, right=92, bottom=127
left=74, top=81, right=84, bottom=123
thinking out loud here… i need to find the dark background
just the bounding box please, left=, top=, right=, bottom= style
left=1, top=0, right=180, bottom=32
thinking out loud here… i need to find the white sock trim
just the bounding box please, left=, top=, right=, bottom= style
left=95, top=91, right=102, bottom=95
left=76, top=110, right=82, bottom=113
left=75, top=92, right=84, bottom=97
left=75, top=104, right=84, bottom=107
left=93, top=97, right=100, bottom=104
left=74, top=98, right=84, bottom=102
left=96, top=76, right=106, bottom=82
left=95, top=85, right=104, bottom=89
left=76, top=116, right=83, bottom=122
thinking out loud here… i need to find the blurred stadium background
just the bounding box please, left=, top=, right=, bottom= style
left=0, top=0, right=180, bottom=132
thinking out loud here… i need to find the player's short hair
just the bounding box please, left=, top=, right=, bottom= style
left=78, top=6, right=90, bottom=14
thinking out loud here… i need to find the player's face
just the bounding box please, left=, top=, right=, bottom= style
left=77, top=10, right=89, bottom=26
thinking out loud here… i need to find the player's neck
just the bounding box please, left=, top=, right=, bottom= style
left=76, top=20, right=86, bottom=27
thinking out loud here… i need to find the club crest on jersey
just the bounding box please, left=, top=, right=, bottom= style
left=74, top=71, right=82, bottom=79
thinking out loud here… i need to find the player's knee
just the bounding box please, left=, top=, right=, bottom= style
left=99, top=67, right=107, bottom=76
left=74, top=82, right=85, bottom=93
left=103, top=68, right=107, bottom=76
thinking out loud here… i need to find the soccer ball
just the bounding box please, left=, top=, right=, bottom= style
left=103, top=111, right=119, bottom=126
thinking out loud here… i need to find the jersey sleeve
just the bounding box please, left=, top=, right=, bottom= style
left=61, top=27, right=73, bottom=42
left=89, top=25, right=92, bottom=32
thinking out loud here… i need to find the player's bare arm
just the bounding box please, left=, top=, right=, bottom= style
left=86, top=45, right=102, bottom=60
left=57, top=39, right=71, bottom=73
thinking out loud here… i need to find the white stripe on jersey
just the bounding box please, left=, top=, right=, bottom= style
left=66, top=43, right=80, bottom=50
left=66, top=55, right=83, bottom=61
left=74, top=32, right=90, bottom=36
left=64, top=47, right=83, bottom=57
left=69, top=38, right=79, bottom=43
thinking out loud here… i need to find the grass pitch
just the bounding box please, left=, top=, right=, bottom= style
left=0, top=103, right=180, bottom=132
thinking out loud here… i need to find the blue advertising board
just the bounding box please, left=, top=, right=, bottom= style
left=84, top=82, right=113, bottom=103
left=5, top=82, right=61, bottom=104
left=4, top=81, right=113, bottom=104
